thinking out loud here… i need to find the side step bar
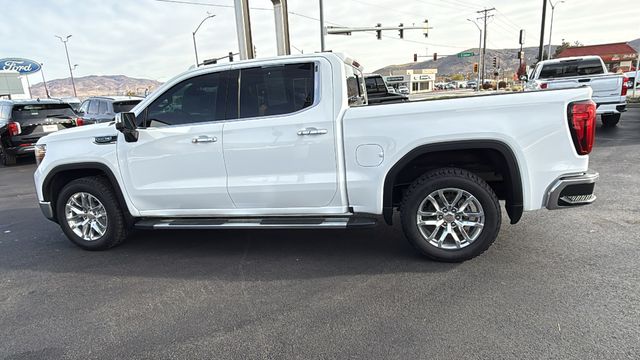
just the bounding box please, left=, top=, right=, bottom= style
left=134, top=217, right=377, bottom=230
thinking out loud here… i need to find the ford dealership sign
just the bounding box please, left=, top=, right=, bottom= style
left=0, top=58, right=41, bottom=75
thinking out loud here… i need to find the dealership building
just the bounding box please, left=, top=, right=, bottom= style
left=557, top=42, right=638, bottom=72
left=383, top=68, right=438, bottom=94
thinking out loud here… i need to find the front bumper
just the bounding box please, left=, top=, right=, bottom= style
left=39, top=201, right=56, bottom=222
left=544, top=170, right=599, bottom=210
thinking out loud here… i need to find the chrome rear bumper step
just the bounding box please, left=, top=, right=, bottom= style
left=134, top=217, right=377, bottom=230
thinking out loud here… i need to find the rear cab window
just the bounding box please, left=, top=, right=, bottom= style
left=345, top=63, right=366, bottom=106
left=539, top=59, right=605, bottom=79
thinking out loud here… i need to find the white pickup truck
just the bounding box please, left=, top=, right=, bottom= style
left=33, top=53, right=599, bottom=262
left=525, top=55, right=628, bottom=127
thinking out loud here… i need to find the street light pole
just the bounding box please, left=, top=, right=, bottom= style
left=546, top=0, right=564, bottom=60
left=40, top=63, right=50, bottom=98
left=55, top=35, right=77, bottom=97
left=467, top=19, right=482, bottom=91
left=192, top=14, right=216, bottom=67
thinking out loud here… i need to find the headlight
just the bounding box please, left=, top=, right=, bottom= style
left=35, top=144, right=46, bottom=166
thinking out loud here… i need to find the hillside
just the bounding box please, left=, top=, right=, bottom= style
left=375, top=37, right=640, bottom=78
left=374, top=45, right=554, bottom=77
left=30, top=75, right=162, bottom=98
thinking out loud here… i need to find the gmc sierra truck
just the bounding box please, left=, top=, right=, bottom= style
left=33, top=53, right=599, bottom=262
left=525, top=55, right=627, bottom=127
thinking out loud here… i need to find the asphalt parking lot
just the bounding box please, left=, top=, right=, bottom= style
left=1, top=107, right=639, bottom=359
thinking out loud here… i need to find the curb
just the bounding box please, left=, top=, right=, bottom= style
left=627, top=103, right=640, bottom=108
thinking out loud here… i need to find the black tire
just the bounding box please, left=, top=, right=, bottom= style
left=56, top=176, right=130, bottom=250
left=0, top=145, right=17, bottom=166
left=601, top=113, right=620, bottom=127
left=400, top=168, right=501, bottom=262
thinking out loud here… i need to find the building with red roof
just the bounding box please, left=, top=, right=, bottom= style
left=557, top=42, right=638, bottom=72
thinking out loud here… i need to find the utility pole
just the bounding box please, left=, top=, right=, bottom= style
left=55, top=34, right=77, bottom=97
left=192, top=13, right=216, bottom=67
left=319, top=0, right=325, bottom=51
left=547, top=1, right=564, bottom=60
left=538, top=0, right=547, bottom=61
left=477, top=8, right=495, bottom=86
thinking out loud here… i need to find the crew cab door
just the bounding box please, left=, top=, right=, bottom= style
left=223, top=60, right=342, bottom=212
left=117, top=69, right=234, bottom=215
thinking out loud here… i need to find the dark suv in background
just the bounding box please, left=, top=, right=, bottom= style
left=78, top=96, right=143, bottom=124
left=0, top=99, right=83, bottom=166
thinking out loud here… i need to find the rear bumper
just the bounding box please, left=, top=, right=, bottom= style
left=544, top=170, right=598, bottom=210
left=596, top=102, right=626, bottom=115
left=4, top=145, right=35, bottom=156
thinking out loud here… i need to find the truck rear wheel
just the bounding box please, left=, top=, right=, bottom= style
left=0, top=145, right=16, bottom=166
left=601, top=113, right=620, bottom=127
left=400, top=168, right=501, bottom=262
left=56, top=176, right=130, bottom=250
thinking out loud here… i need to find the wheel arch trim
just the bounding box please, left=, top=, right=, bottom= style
left=381, top=140, right=524, bottom=225
left=41, top=162, right=134, bottom=224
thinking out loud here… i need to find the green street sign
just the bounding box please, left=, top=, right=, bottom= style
left=457, top=52, right=475, bottom=58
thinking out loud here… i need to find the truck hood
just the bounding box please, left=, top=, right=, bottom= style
left=36, top=122, right=116, bottom=145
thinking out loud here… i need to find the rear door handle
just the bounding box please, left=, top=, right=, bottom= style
left=192, top=135, right=217, bottom=143
left=297, top=127, right=328, bottom=136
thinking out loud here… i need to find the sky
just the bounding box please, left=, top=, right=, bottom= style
left=1, top=0, right=638, bottom=84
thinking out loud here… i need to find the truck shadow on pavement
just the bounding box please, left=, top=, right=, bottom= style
left=0, top=209, right=462, bottom=281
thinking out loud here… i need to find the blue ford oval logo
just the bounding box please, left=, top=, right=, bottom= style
left=0, top=58, right=41, bottom=75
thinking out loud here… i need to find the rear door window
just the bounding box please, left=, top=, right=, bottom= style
left=238, top=62, right=315, bottom=119
left=539, top=59, right=605, bottom=79
left=345, top=64, right=366, bottom=106
left=98, top=100, right=108, bottom=114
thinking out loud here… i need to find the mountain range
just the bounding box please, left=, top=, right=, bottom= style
left=374, top=37, right=640, bottom=78
left=30, top=75, right=162, bottom=99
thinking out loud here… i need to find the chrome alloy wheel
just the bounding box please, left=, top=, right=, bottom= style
left=416, top=188, right=485, bottom=250
left=65, top=192, right=108, bottom=241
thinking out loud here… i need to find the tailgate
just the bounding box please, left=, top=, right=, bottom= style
left=588, top=76, right=623, bottom=102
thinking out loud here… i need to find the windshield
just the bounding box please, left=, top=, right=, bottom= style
left=11, top=103, right=76, bottom=121
left=113, top=100, right=141, bottom=113
left=539, top=59, right=604, bottom=79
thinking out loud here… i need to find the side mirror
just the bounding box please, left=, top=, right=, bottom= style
left=115, top=112, right=138, bottom=142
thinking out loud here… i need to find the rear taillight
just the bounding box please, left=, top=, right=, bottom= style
left=540, top=82, right=548, bottom=89
left=567, top=100, right=596, bottom=155
left=621, top=77, right=629, bottom=96
left=75, top=117, right=85, bottom=126
left=8, top=121, right=21, bottom=136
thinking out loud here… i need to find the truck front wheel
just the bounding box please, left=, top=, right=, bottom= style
left=400, top=168, right=501, bottom=262
left=601, top=113, right=620, bottom=127
left=56, top=176, right=130, bottom=250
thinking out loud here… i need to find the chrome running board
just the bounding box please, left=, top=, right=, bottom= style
left=134, top=217, right=377, bottom=230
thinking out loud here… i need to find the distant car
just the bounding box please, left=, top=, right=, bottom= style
left=388, top=86, right=397, bottom=94
left=0, top=99, right=83, bottom=166
left=467, top=81, right=478, bottom=89
left=78, top=96, right=143, bottom=124
left=398, top=85, right=410, bottom=95
left=445, top=83, right=456, bottom=90
left=364, top=75, right=409, bottom=104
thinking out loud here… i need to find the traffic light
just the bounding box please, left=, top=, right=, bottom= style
left=413, top=53, right=418, bottom=62
left=473, top=63, right=478, bottom=73
left=376, top=23, right=382, bottom=40
left=229, top=52, right=234, bottom=62
left=492, top=57, right=497, bottom=68
left=423, top=19, right=429, bottom=38
left=398, top=23, right=404, bottom=39
left=433, top=53, right=438, bottom=61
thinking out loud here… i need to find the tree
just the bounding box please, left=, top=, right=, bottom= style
left=125, top=90, right=136, bottom=96
left=553, top=40, right=583, bottom=59
left=451, top=73, right=465, bottom=81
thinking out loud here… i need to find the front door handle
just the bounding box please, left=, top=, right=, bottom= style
left=297, top=127, right=328, bottom=136
left=192, top=135, right=217, bottom=143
